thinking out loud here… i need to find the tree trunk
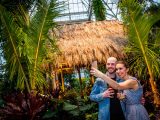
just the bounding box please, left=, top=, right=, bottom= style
left=149, top=76, right=160, bottom=107
left=60, top=70, right=65, bottom=92
left=77, top=68, right=84, bottom=98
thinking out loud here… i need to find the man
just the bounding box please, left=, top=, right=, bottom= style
left=90, top=57, right=125, bottom=120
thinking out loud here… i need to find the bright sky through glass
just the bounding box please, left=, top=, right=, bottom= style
left=55, top=0, right=89, bottom=22
left=55, top=0, right=120, bottom=22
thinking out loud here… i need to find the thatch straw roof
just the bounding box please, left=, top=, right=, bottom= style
left=52, top=20, right=127, bottom=67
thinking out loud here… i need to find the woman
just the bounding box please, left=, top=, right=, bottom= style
left=90, top=61, right=149, bottom=120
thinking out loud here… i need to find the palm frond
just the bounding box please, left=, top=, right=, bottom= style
left=27, top=0, right=61, bottom=90
left=0, top=5, right=30, bottom=91
left=119, top=0, right=160, bottom=105
left=0, top=0, right=63, bottom=92
left=120, top=0, right=160, bottom=77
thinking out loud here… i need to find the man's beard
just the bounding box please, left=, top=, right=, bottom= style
left=108, top=68, right=116, bottom=74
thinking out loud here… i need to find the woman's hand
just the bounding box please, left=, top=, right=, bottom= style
left=90, top=67, right=104, bottom=78
left=117, top=92, right=126, bottom=100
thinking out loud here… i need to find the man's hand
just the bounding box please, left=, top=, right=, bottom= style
left=102, top=88, right=114, bottom=98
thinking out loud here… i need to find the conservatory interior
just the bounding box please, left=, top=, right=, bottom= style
left=0, top=0, right=160, bottom=120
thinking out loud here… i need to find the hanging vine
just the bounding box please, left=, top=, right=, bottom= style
left=92, top=0, right=106, bottom=21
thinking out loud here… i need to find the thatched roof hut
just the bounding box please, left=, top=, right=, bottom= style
left=52, top=20, right=127, bottom=67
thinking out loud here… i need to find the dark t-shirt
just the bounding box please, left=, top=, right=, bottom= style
left=110, top=77, right=125, bottom=120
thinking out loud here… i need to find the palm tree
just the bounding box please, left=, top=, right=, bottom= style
left=0, top=0, right=63, bottom=93
left=119, top=0, right=160, bottom=106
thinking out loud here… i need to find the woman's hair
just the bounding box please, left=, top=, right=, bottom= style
left=116, top=61, right=129, bottom=68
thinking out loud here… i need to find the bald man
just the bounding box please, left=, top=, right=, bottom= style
left=90, top=57, right=125, bottom=120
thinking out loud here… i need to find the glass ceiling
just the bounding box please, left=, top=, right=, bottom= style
left=56, top=0, right=120, bottom=23
left=55, top=0, right=160, bottom=23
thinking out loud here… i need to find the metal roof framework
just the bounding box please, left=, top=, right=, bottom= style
left=55, top=0, right=120, bottom=23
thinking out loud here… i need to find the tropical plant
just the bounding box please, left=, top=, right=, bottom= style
left=92, top=0, right=106, bottom=21
left=43, top=89, right=98, bottom=120
left=119, top=0, right=160, bottom=106
left=0, top=91, right=50, bottom=120
left=0, top=0, right=63, bottom=93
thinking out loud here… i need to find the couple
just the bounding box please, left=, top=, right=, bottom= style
left=90, top=57, right=149, bottom=120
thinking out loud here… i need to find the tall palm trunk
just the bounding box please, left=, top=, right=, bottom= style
left=77, top=68, right=84, bottom=98
left=143, top=54, right=160, bottom=105
left=131, top=16, right=160, bottom=105
left=149, top=76, right=160, bottom=106
left=119, top=0, right=160, bottom=106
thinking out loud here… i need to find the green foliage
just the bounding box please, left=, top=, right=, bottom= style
left=42, top=90, right=98, bottom=120
left=42, top=109, right=56, bottom=119
left=86, top=112, right=98, bottom=120
left=119, top=0, right=160, bottom=79
left=64, top=70, right=91, bottom=95
left=62, top=89, right=78, bottom=104
left=92, top=0, right=106, bottom=21
left=63, top=102, right=78, bottom=111
left=0, top=0, right=63, bottom=92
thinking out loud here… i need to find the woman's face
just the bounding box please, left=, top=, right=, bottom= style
left=116, top=63, right=128, bottom=79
